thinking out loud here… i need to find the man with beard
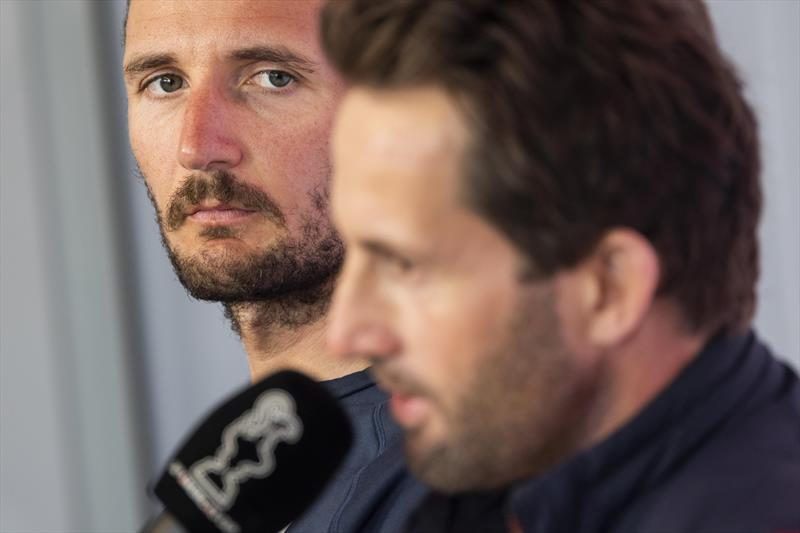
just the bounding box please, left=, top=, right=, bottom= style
left=323, top=0, right=800, bottom=531
left=122, top=1, right=425, bottom=530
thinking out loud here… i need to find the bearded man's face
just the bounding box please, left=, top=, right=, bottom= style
left=124, top=0, right=345, bottom=306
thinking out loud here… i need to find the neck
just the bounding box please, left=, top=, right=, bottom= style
left=225, top=301, right=369, bottom=382
left=582, top=302, right=710, bottom=449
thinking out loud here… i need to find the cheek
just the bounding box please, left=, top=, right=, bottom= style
left=255, top=91, right=336, bottom=160
left=401, top=276, right=517, bottom=397
left=252, top=117, right=335, bottom=220
left=128, top=111, right=178, bottom=205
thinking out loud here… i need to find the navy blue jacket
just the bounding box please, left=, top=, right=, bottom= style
left=288, top=371, right=428, bottom=533
left=510, top=332, right=800, bottom=532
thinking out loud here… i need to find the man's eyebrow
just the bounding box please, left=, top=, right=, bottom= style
left=231, top=46, right=318, bottom=74
left=123, top=53, right=177, bottom=80
left=122, top=47, right=318, bottom=83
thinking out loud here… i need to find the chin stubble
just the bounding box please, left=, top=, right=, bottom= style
left=406, top=286, right=603, bottom=492
left=141, top=169, right=344, bottom=332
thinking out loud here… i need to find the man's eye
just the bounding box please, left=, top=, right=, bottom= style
left=145, top=74, right=184, bottom=95
left=253, top=70, right=296, bottom=90
left=383, top=255, right=414, bottom=276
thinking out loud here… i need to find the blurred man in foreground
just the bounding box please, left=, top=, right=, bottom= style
left=323, top=0, right=800, bottom=530
left=122, top=0, right=424, bottom=530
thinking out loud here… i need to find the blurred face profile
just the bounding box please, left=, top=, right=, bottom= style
left=123, top=0, right=344, bottom=307
left=328, top=87, right=598, bottom=491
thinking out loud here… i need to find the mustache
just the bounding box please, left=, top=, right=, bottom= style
left=165, top=170, right=286, bottom=231
left=370, top=361, right=432, bottom=399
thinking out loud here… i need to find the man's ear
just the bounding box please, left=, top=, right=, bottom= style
left=555, top=229, right=660, bottom=353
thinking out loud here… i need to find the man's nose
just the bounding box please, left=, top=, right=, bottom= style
left=177, top=83, right=243, bottom=171
left=327, top=264, right=400, bottom=362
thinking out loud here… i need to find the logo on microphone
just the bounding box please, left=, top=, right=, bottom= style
left=169, top=389, right=303, bottom=532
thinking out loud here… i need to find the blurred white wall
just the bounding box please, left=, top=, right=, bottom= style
left=1, top=1, right=797, bottom=531
left=1, top=1, right=148, bottom=530
left=707, top=0, right=800, bottom=366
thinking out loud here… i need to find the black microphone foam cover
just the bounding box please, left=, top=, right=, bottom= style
left=152, top=370, right=353, bottom=533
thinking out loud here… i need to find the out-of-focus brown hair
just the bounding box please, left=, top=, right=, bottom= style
left=322, top=0, right=761, bottom=336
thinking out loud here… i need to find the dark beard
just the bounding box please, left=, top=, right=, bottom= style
left=164, top=220, right=343, bottom=303
left=142, top=170, right=344, bottom=330
left=403, top=285, right=603, bottom=492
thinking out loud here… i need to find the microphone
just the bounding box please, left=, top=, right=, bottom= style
left=141, top=370, right=353, bottom=533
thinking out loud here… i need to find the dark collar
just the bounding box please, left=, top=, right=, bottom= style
left=320, top=368, right=377, bottom=401
left=509, top=331, right=766, bottom=532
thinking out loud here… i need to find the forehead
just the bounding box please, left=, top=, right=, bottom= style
left=332, top=87, right=471, bottom=229
left=125, top=0, right=323, bottom=55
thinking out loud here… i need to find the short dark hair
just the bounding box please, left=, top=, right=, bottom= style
left=322, top=0, right=761, bottom=336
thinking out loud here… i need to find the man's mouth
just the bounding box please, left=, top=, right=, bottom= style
left=163, top=171, right=287, bottom=231
left=185, top=204, right=257, bottom=225
left=372, top=370, right=433, bottom=429
left=388, top=389, right=432, bottom=429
